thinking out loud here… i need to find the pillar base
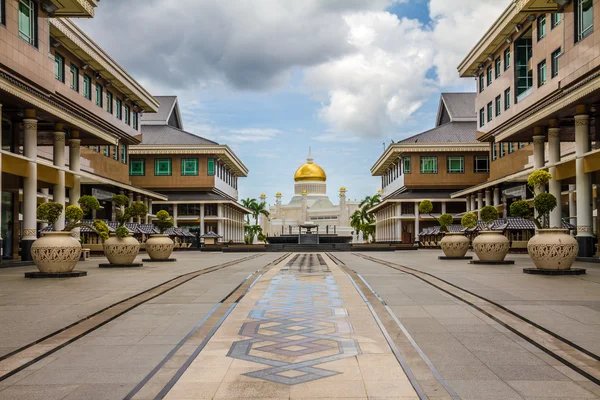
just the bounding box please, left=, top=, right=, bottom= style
left=21, top=239, right=34, bottom=262
left=576, top=236, right=594, bottom=258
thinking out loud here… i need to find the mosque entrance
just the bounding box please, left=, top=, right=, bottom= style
left=298, top=224, right=319, bottom=245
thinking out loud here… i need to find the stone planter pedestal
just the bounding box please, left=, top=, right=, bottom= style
left=439, top=232, right=470, bottom=259
left=527, top=228, right=578, bottom=271
left=471, top=231, right=510, bottom=263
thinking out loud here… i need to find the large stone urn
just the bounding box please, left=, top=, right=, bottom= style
left=472, top=231, right=510, bottom=262
left=31, top=232, right=82, bottom=273
left=527, top=229, right=578, bottom=270
left=103, top=234, right=140, bottom=265
left=439, top=232, right=470, bottom=258
left=145, top=234, right=174, bottom=260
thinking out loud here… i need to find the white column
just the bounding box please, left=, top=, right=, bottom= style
left=441, top=201, right=447, bottom=215
left=135, top=194, right=142, bottom=223
left=22, top=112, right=38, bottom=261
left=548, top=124, right=562, bottom=228
left=200, top=204, right=205, bottom=237
left=502, top=194, right=508, bottom=218
left=173, top=204, right=178, bottom=228
left=493, top=187, right=500, bottom=207
left=471, top=195, right=477, bottom=212
left=533, top=133, right=546, bottom=170
left=69, top=135, right=81, bottom=205
left=40, top=189, right=49, bottom=230
left=485, top=189, right=492, bottom=207
left=477, top=192, right=483, bottom=209
left=147, top=198, right=153, bottom=223
left=127, top=192, right=134, bottom=223
left=414, top=202, right=420, bottom=245
left=575, top=112, right=593, bottom=256
left=569, top=184, right=576, bottom=228
left=53, top=128, right=66, bottom=231
left=217, top=204, right=223, bottom=241
left=466, top=196, right=471, bottom=212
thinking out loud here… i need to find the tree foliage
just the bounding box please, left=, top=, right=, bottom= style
left=461, top=212, right=478, bottom=229
left=527, top=170, right=552, bottom=190
left=438, top=213, right=454, bottom=232
left=155, top=210, right=173, bottom=234
left=37, top=202, right=63, bottom=225
left=510, top=200, right=531, bottom=219
left=418, top=200, right=433, bottom=215
left=351, top=193, right=381, bottom=243
left=480, top=206, right=499, bottom=229
left=112, top=195, right=148, bottom=237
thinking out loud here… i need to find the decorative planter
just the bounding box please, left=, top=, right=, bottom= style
left=527, top=229, right=578, bottom=270
left=103, top=235, right=140, bottom=265
left=145, top=234, right=174, bottom=260
left=31, top=232, right=82, bottom=273
left=439, top=232, right=470, bottom=258
left=472, top=231, right=510, bottom=262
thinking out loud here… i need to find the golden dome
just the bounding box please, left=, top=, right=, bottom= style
left=260, top=193, right=266, bottom=198
left=340, top=186, right=346, bottom=191
left=275, top=192, right=282, bottom=197
left=294, top=150, right=326, bottom=182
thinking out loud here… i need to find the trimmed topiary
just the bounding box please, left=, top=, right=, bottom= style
left=438, top=213, right=454, bottom=232
left=480, top=206, right=499, bottom=229
left=461, top=212, right=478, bottom=229
left=155, top=210, right=173, bottom=234
left=510, top=200, right=531, bottom=219
left=418, top=200, right=433, bottom=215
left=37, top=202, right=63, bottom=226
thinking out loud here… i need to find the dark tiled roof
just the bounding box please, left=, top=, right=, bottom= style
left=385, top=188, right=457, bottom=200
left=141, top=96, right=177, bottom=122
left=138, top=224, right=159, bottom=234
left=140, top=125, right=218, bottom=145
left=201, top=231, right=222, bottom=238
left=398, top=121, right=478, bottom=144
left=162, top=191, right=232, bottom=202
left=441, top=93, right=476, bottom=120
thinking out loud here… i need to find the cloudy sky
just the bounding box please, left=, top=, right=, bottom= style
left=77, top=0, right=510, bottom=205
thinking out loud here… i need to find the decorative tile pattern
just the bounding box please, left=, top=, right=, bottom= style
left=227, top=254, right=360, bottom=385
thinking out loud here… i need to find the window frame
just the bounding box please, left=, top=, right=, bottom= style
left=18, top=0, right=36, bottom=47
left=419, top=156, right=438, bottom=174
left=479, top=74, right=484, bottom=93
left=492, top=143, right=497, bottom=161
left=447, top=156, right=465, bottom=174
left=499, top=142, right=506, bottom=158
left=504, top=87, right=511, bottom=110
left=495, top=57, right=501, bottom=78
left=538, top=59, right=547, bottom=87
left=537, top=14, right=546, bottom=41
left=124, top=105, right=131, bottom=125
left=54, top=53, right=65, bottom=83
left=486, top=66, right=493, bottom=86
left=106, top=91, right=113, bottom=114
left=103, top=145, right=109, bottom=157
left=121, top=144, right=127, bottom=164
left=474, top=155, right=490, bottom=173
left=133, top=111, right=139, bottom=130
left=551, top=48, right=561, bottom=78
left=504, top=47, right=511, bottom=71
left=509, top=142, right=515, bottom=154
left=69, top=64, right=79, bottom=91
left=83, top=75, right=91, bottom=100
left=207, top=158, right=216, bottom=176
left=495, top=95, right=501, bottom=117
left=115, top=98, right=122, bottom=120
left=154, top=158, right=172, bottom=176
left=551, top=13, right=562, bottom=29
left=95, top=83, right=103, bottom=107
left=129, top=158, right=145, bottom=176
left=403, top=157, right=411, bottom=174
left=0, top=0, right=6, bottom=26
left=181, top=158, right=199, bottom=176
left=487, top=102, right=493, bottom=122
left=479, top=108, right=485, bottom=128
left=113, top=145, right=118, bottom=161
left=575, top=0, right=594, bottom=42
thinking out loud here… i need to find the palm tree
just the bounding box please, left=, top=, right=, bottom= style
left=249, top=201, right=270, bottom=225
left=241, top=198, right=258, bottom=225
left=352, top=193, right=382, bottom=243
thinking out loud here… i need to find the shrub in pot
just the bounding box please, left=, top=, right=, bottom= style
left=418, top=200, right=469, bottom=257
left=510, top=170, right=578, bottom=270
left=32, top=196, right=107, bottom=273
left=471, top=205, right=509, bottom=262
left=145, top=210, right=175, bottom=260
left=103, top=195, right=148, bottom=265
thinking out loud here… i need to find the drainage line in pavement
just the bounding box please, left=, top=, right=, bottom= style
left=325, top=253, right=430, bottom=400
left=125, top=253, right=291, bottom=400
left=0, top=253, right=265, bottom=383
left=354, top=253, right=600, bottom=386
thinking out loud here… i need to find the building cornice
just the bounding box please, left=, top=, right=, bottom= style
left=49, top=0, right=97, bottom=18
left=50, top=19, right=159, bottom=113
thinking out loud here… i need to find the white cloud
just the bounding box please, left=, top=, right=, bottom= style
left=224, top=128, right=283, bottom=142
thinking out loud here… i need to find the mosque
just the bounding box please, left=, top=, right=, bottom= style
left=259, top=151, right=360, bottom=237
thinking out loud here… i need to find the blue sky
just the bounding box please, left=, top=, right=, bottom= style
left=78, top=0, right=509, bottom=206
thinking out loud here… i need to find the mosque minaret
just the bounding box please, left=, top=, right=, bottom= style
left=260, top=150, right=360, bottom=236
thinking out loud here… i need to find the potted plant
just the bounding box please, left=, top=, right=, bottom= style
left=510, top=170, right=578, bottom=270
left=470, top=205, right=509, bottom=262
left=32, top=196, right=108, bottom=273
left=102, top=195, right=148, bottom=265
left=145, top=210, right=175, bottom=260
left=438, top=213, right=469, bottom=258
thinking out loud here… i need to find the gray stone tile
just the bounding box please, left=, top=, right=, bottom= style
left=472, top=350, right=547, bottom=367
left=0, top=384, right=79, bottom=400
left=486, top=364, right=570, bottom=381
left=62, top=383, right=131, bottom=400
left=448, top=379, right=524, bottom=400
left=435, top=362, right=499, bottom=381
left=507, top=380, right=597, bottom=398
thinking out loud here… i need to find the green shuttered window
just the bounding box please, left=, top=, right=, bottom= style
left=181, top=158, right=199, bottom=176
left=155, top=159, right=172, bottom=176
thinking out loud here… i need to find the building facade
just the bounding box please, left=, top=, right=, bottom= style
left=370, top=93, right=489, bottom=244
left=0, top=0, right=167, bottom=261
left=260, top=151, right=360, bottom=237
left=132, top=96, right=249, bottom=243
left=452, top=0, right=600, bottom=257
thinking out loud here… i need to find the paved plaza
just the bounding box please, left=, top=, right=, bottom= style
left=0, top=251, right=599, bottom=399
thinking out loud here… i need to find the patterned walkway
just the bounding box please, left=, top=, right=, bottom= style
left=164, top=253, right=418, bottom=399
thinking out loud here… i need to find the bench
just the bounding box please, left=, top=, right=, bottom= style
left=81, top=248, right=91, bottom=261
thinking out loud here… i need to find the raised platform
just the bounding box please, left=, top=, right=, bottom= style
left=25, top=271, right=87, bottom=278
left=439, top=256, right=473, bottom=260
left=99, top=263, right=144, bottom=268
left=523, top=268, right=586, bottom=275
left=469, top=260, right=515, bottom=265
left=142, top=258, right=177, bottom=262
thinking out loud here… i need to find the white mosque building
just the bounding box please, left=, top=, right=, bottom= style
left=260, top=151, right=360, bottom=237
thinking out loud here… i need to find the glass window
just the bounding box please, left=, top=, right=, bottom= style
left=551, top=48, right=561, bottom=78
left=447, top=156, right=464, bottom=174
left=537, top=14, right=546, bottom=40
left=54, top=54, right=64, bottom=82
left=515, top=29, right=533, bottom=101
left=93, top=145, right=100, bottom=152
left=495, top=95, right=501, bottom=117
left=538, top=59, right=547, bottom=87
left=518, top=142, right=526, bottom=149
left=495, top=58, right=501, bottom=78
left=106, top=92, right=113, bottom=114
left=115, top=98, right=122, bottom=120
left=181, top=158, right=199, bottom=176
left=575, top=0, right=593, bottom=42
left=509, top=142, right=515, bottom=153
left=504, top=47, right=511, bottom=70
left=420, top=156, right=438, bottom=174
left=487, top=102, right=493, bottom=122
left=18, top=0, right=35, bottom=46
left=504, top=87, right=511, bottom=110
left=124, top=105, right=130, bottom=125
left=500, top=143, right=506, bottom=157
left=129, top=159, right=145, bottom=176
left=487, top=66, right=493, bottom=86
left=403, top=157, right=411, bottom=174
left=133, top=111, right=139, bottom=130
left=113, top=145, right=118, bottom=161
left=207, top=158, right=215, bottom=176
left=551, top=13, right=562, bottom=29
left=479, top=108, right=485, bottom=127
left=69, top=64, right=78, bottom=91
left=492, top=143, right=497, bottom=161
left=479, top=74, right=484, bottom=93
left=103, top=145, right=109, bottom=157
left=121, top=144, right=127, bottom=164
left=155, top=159, right=172, bottom=176
left=95, top=84, right=103, bottom=107
left=83, top=75, right=91, bottom=100
left=474, top=156, right=489, bottom=173
left=1, top=0, right=5, bottom=25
